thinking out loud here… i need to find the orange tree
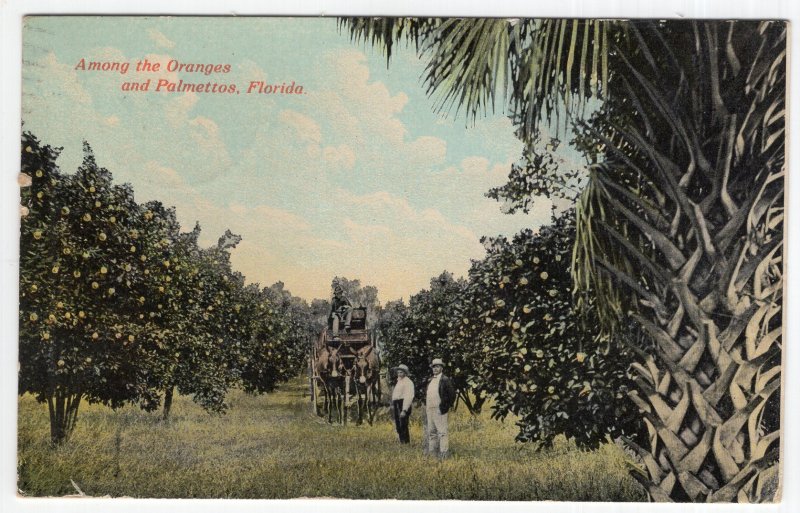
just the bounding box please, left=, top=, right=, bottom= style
left=19, top=133, right=162, bottom=444
left=227, top=283, right=281, bottom=394
left=142, top=222, right=246, bottom=420
left=373, top=298, right=405, bottom=351
left=266, top=282, right=317, bottom=384
left=234, top=281, right=315, bottom=394
left=19, top=132, right=315, bottom=439
left=454, top=211, right=644, bottom=447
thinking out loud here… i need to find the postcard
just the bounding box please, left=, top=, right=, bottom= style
left=16, top=15, right=785, bottom=504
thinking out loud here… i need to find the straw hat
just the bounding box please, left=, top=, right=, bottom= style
left=394, top=364, right=410, bottom=374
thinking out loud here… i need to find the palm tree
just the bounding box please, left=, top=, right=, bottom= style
left=340, top=18, right=784, bottom=502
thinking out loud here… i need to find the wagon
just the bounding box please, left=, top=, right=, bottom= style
left=309, top=307, right=381, bottom=424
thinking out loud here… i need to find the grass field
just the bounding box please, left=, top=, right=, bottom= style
left=17, top=379, right=646, bottom=500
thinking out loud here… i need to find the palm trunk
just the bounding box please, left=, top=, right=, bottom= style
left=616, top=219, right=783, bottom=502
left=574, top=21, right=785, bottom=502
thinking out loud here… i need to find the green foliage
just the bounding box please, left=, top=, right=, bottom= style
left=340, top=18, right=613, bottom=138
left=457, top=211, right=643, bottom=448
left=144, top=221, right=245, bottom=415
left=486, top=136, right=585, bottom=210
left=566, top=22, right=785, bottom=500
left=19, top=132, right=315, bottom=442
left=380, top=272, right=488, bottom=410
left=378, top=212, right=642, bottom=446
left=235, top=281, right=316, bottom=393
left=19, top=134, right=164, bottom=443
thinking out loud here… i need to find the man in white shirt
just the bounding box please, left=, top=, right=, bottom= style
left=391, top=364, right=415, bottom=444
left=425, top=358, right=456, bottom=459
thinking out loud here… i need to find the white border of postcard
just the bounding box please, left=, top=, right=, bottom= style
left=2, top=1, right=799, bottom=513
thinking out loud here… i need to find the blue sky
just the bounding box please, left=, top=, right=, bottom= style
left=22, top=16, right=581, bottom=302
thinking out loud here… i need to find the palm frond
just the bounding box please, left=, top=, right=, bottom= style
left=337, top=17, right=441, bottom=64
left=420, top=18, right=514, bottom=121
left=340, top=17, right=613, bottom=134
left=511, top=19, right=613, bottom=139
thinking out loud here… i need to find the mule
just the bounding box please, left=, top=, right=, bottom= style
left=353, top=345, right=381, bottom=425
left=315, top=344, right=345, bottom=423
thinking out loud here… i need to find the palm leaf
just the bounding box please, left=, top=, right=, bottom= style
left=337, top=17, right=441, bottom=63
left=339, top=17, right=612, bottom=135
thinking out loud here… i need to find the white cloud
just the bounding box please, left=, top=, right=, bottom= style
left=147, top=28, right=176, bottom=49
left=39, top=52, right=92, bottom=104
left=87, top=46, right=127, bottom=62
left=236, top=59, right=269, bottom=83
left=312, top=50, right=409, bottom=147
left=239, top=203, right=312, bottom=232
left=279, top=109, right=322, bottom=144
left=164, top=92, right=198, bottom=126
left=143, top=161, right=184, bottom=187
left=323, top=144, right=356, bottom=170
left=324, top=188, right=484, bottom=298
left=406, top=136, right=448, bottom=166
left=188, top=116, right=219, bottom=135
left=461, top=156, right=490, bottom=175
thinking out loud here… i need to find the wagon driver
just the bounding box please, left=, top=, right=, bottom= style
left=329, top=279, right=352, bottom=341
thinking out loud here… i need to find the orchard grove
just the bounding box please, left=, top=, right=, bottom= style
left=19, top=132, right=312, bottom=444
left=19, top=130, right=644, bottom=452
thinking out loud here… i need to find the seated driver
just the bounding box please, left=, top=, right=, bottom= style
left=329, top=280, right=352, bottom=340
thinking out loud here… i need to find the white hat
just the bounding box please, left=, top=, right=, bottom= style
left=394, top=364, right=410, bottom=374
left=430, top=358, right=445, bottom=368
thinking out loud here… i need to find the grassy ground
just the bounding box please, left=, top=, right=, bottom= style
left=17, top=379, right=646, bottom=500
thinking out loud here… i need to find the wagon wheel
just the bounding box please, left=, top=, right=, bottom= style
left=310, top=343, right=319, bottom=415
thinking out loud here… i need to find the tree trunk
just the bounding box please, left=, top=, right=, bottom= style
left=575, top=21, right=785, bottom=502
left=456, top=390, right=470, bottom=413
left=47, top=388, right=82, bottom=445
left=162, top=385, right=175, bottom=421
left=473, top=395, right=486, bottom=414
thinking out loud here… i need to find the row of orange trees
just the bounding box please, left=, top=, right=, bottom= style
left=19, top=132, right=314, bottom=444
left=379, top=210, right=645, bottom=448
